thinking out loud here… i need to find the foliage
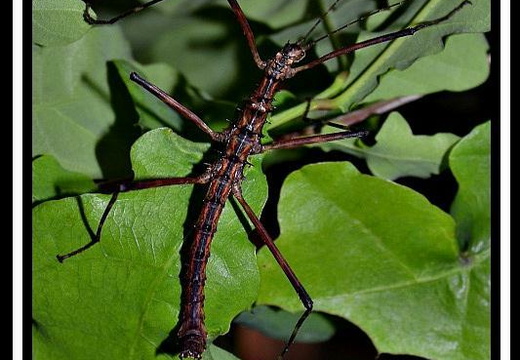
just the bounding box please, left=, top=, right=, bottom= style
left=32, top=0, right=491, bottom=359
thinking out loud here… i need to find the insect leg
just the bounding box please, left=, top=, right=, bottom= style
left=130, top=72, right=224, bottom=142
left=82, top=0, right=169, bottom=25
left=231, top=186, right=313, bottom=359
left=294, top=0, right=472, bottom=74
left=227, top=0, right=266, bottom=69
left=56, top=191, right=119, bottom=262
left=57, top=174, right=209, bottom=262
left=261, top=129, right=368, bottom=152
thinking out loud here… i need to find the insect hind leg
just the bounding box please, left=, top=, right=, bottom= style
left=231, top=186, right=314, bottom=358
left=56, top=191, right=119, bottom=262
left=56, top=175, right=209, bottom=262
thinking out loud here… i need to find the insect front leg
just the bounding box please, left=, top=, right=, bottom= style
left=227, top=0, right=266, bottom=69
left=130, top=72, right=225, bottom=142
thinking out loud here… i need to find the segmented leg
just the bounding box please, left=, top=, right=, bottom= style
left=56, top=191, right=119, bottom=262
left=231, top=185, right=313, bottom=358
left=130, top=72, right=224, bottom=142
left=227, top=0, right=266, bottom=69
left=261, top=129, right=368, bottom=152
left=293, top=1, right=472, bottom=74
left=57, top=174, right=209, bottom=262
left=82, top=0, right=168, bottom=25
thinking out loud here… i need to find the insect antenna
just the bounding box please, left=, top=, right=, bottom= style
left=300, top=0, right=344, bottom=44
left=301, top=0, right=411, bottom=48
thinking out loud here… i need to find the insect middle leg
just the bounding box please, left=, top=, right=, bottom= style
left=262, top=128, right=368, bottom=151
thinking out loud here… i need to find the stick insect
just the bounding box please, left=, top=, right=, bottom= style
left=55, top=0, right=472, bottom=358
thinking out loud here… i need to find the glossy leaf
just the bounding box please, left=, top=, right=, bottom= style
left=256, top=161, right=490, bottom=360
left=329, top=0, right=490, bottom=109
left=33, top=129, right=268, bottom=360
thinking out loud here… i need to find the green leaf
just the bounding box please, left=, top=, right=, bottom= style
left=330, top=0, right=490, bottom=108
left=33, top=0, right=91, bottom=46
left=32, top=155, right=96, bottom=203
left=450, top=121, right=491, bottom=253
left=256, top=162, right=489, bottom=360
left=33, top=25, right=138, bottom=179
left=111, top=59, right=185, bottom=131
left=322, top=112, right=460, bottom=180
left=234, top=306, right=335, bottom=343
left=120, top=4, right=246, bottom=98
left=363, top=33, right=490, bottom=102
left=33, top=129, right=268, bottom=359
left=203, top=344, right=241, bottom=360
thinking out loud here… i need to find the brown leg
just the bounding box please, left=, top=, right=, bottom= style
left=294, top=1, right=472, bottom=74
left=57, top=174, right=209, bottom=262
left=232, top=186, right=313, bottom=358
left=262, top=129, right=367, bottom=152
left=227, top=0, right=266, bottom=69
left=83, top=0, right=168, bottom=25
left=130, top=72, right=224, bottom=142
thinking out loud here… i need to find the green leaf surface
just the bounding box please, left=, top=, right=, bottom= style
left=328, top=0, right=490, bottom=109
left=256, top=162, right=489, bottom=360
left=120, top=5, right=247, bottom=98
left=234, top=305, right=335, bottom=343
left=322, top=112, right=460, bottom=180
left=363, top=33, right=490, bottom=102
left=32, top=155, right=96, bottom=203
left=33, top=25, right=138, bottom=179
left=33, top=0, right=91, bottom=46
left=450, top=121, right=491, bottom=253
left=111, top=60, right=185, bottom=131
left=33, top=129, right=268, bottom=360
left=202, top=344, right=241, bottom=360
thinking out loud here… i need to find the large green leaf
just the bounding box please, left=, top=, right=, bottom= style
left=33, top=129, right=268, bottom=360
left=256, top=158, right=490, bottom=359
left=326, top=0, right=490, bottom=109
